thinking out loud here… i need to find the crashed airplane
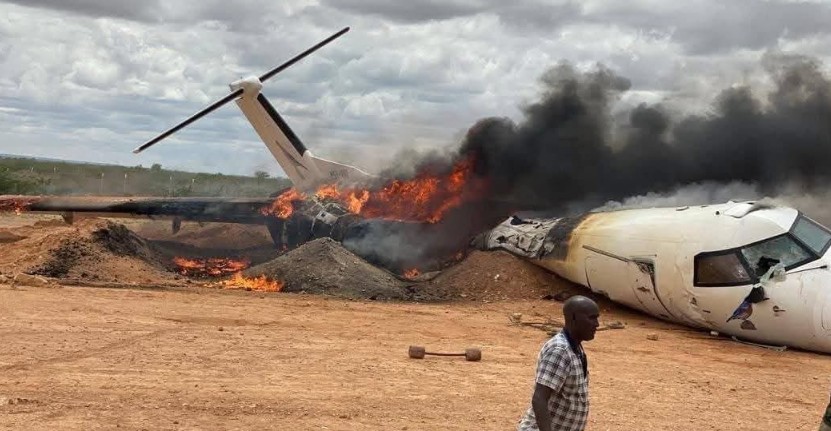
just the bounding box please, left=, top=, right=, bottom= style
left=475, top=202, right=831, bottom=353
left=3, top=27, right=831, bottom=354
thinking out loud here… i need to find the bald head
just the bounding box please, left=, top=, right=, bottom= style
left=563, top=296, right=599, bottom=318
left=563, top=295, right=600, bottom=343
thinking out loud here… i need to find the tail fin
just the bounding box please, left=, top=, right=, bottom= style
left=233, top=90, right=373, bottom=192
left=130, top=27, right=369, bottom=192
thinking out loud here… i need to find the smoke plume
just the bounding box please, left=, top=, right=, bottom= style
left=459, top=53, right=831, bottom=217
left=334, top=53, right=831, bottom=272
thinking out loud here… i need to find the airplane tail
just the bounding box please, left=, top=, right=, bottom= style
left=233, top=89, right=372, bottom=192
left=132, top=27, right=373, bottom=192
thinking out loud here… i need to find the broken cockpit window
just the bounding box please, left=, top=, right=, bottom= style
left=694, top=214, right=831, bottom=287
left=695, top=235, right=813, bottom=287
left=694, top=251, right=753, bottom=286
left=740, top=235, right=812, bottom=276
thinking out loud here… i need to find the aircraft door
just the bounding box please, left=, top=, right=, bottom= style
left=585, top=255, right=644, bottom=310
left=629, top=260, right=673, bottom=320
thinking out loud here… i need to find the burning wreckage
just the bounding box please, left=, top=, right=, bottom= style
left=8, top=26, right=831, bottom=356
left=7, top=187, right=831, bottom=354
left=0, top=156, right=497, bottom=275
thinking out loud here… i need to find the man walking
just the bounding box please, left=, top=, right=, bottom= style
left=820, top=394, right=831, bottom=431
left=517, top=295, right=600, bottom=431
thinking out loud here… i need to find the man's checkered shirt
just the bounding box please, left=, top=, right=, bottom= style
left=517, top=331, right=589, bottom=431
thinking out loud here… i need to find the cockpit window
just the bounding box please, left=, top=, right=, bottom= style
left=694, top=252, right=753, bottom=286
left=694, top=213, right=831, bottom=287
left=695, top=232, right=821, bottom=287
left=740, top=234, right=813, bottom=276
left=792, top=215, right=831, bottom=255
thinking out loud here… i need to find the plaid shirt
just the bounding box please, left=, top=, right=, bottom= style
left=517, top=331, right=589, bottom=431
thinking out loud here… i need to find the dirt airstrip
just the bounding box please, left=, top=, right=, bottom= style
left=1, top=213, right=830, bottom=430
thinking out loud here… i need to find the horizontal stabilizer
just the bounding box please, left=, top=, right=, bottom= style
left=132, top=27, right=350, bottom=155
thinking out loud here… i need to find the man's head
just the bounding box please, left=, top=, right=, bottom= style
left=563, top=295, right=600, bottom=342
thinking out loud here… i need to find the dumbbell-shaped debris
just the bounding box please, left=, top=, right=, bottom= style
left=408, top=345, right=482, bottom=362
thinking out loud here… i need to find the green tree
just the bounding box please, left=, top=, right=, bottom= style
left=0, top=169, right=14, bottom=193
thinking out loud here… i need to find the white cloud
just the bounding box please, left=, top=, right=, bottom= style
left=0, top=0, right=829, bottom=178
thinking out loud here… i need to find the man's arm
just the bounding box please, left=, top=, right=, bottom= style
left=532, top=345, right=570, bottom=431
left=532, top=383, right=554, bottom=431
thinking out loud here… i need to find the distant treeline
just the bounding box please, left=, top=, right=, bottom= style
left=0, top=157, right=292, bottom=197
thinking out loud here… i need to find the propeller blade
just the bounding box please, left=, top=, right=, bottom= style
left=133, top=89, right=242, bottom=154
left=259, top=26, right=350, bottom=83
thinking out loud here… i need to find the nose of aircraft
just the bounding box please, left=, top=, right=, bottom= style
left=755, top=266, right=831, bottom=354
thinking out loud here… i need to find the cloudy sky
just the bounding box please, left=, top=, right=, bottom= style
left=0, top=0, right=829, bottom=177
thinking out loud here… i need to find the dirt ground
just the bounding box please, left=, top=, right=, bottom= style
left=1, top=214, right=831, bottom=430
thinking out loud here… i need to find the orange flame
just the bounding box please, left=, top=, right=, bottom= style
left=402, top=268, right=420, bottom=279
left=260, top=188, right=305, bottom=218
left=218, top=273, right=284, bottom=292
left=172, top=257, right=250, bottom=277
left=262, top=157, right=485, bottom=223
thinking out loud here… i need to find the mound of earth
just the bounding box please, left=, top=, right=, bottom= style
left=0, top=230, right=25, bottom=244
left=0, top=214, right=583, bottom=303
left=0, top=219, right=179, bottom=285
left=242, top=238, right=432, bottom=301
left=82, top=220, right=281, bottom=269
left=425, top=250, right=582, bottom=301
left=242, top=239, right=580, bottom=303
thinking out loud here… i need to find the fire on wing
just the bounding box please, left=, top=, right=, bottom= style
left=260, top=157, right=484, bottom=223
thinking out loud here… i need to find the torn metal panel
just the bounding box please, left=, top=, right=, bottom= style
left=264, top=198, right=363, bottom=249
left=473, top=212, right=588, bottom=263
left=474, top=215, right=575, bottom=259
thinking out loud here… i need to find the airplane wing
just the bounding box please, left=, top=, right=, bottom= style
left=0, top=195, right=275, bottom=224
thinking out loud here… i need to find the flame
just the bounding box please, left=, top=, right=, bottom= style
left=260, top=188, right=305, bottom=218
left=402, top=268, right=420, bottom=279
left=262, top=157, right=485, bottom=223
left=172, top=257, right=250, bottom=277
left=171, top=257, right=283, bottom=292
left=217, top=273, right=284, bottom=292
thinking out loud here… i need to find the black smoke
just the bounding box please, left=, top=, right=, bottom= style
left=460, top=54, right=831, bottom=215
left=330, top=53, right=831, bottom=272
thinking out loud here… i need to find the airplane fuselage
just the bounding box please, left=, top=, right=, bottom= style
left=478, top=201, right=831, bottom=354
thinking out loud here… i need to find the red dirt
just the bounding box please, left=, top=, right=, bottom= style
left=0, top=214, right=829, bottom=430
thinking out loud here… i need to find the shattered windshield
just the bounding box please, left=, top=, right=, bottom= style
left=740, top=235, right=813, bottom=276
left=791, top=215, right=831, bottom=255
left=694, top=252, right=753, bottom=286
left=695, top=217, right=828, bottom=286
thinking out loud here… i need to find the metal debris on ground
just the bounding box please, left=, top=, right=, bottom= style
left=730, top=336, right=788, bottom=352
left=509, top=313, right=625, bottom=336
